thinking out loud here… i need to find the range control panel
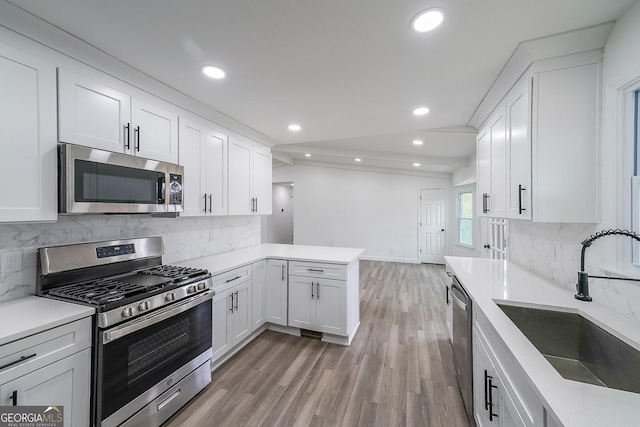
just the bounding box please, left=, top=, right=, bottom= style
left=96, top=243, right=136, bottom=259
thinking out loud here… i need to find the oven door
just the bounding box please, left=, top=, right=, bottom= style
left=97, top=291, right=212, bottom=426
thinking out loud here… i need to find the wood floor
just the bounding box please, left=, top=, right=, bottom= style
left=164, top=261, right=472, bottom=427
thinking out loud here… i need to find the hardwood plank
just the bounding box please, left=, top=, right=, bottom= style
left=163, top=261, right=471, bottom=427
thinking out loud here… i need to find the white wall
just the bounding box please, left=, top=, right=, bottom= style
left=273, top=164, right=452, bottom=263
left=508, top=2, right=640, bottom=321
left=452, top=153, right=477, bottom=187
left=263, top=183, right=294, bottom=244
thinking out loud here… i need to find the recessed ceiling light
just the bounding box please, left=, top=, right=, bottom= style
left=288, top=124, right=302, bottom=131
left=413, top=163, right=421, bottom=167
left=355, top=158, right=362, bottom=162
left=412, top=107, right=430, bottom=116
left=305, top=153, right=311, bottom=157
left=411, top=8, right=444, bottom=33
left=201, top=65, right=226, bottom=79
left=413, top=140, right=424, bottom=145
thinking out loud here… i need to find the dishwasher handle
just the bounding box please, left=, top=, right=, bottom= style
left=450, top=282, right=468, bottom=311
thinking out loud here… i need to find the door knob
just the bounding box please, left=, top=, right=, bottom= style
left=441, top=229, right=445, bottom=232
left=484, top=244, right=490, bottom=249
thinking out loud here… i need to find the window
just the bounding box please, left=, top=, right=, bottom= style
left=458, top=192, right=473, bottom=246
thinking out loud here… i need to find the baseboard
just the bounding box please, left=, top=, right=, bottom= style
left=359, top=256, right=420, bottom=264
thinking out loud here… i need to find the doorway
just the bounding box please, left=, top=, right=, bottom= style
left=420, top=188, right=446, bottom=264
left=263, top=182, right=294, bottom=244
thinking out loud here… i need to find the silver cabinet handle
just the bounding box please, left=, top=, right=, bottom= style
left=203, top=194, right=208, bottom=213
left=311, top=281, right=314, bottom=299
left=226, top=276, right=241, bottom=283
left=234, top=291, right=239, bottom=311
left=307, top=268, right=324, bottom=273
left=316, top=282, right=320, bottom=300
left=208, top=194, right=212, bottom=213
left=281, top=264, right=285, bottom=281
left=229, top=294, right=234, bottom=313
left=134, top=125, right=140, bottom=151
left=124, top=123, right=130, bottom=149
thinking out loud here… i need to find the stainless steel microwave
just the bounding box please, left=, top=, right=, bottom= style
left=58, top=143, right=184, bottom=214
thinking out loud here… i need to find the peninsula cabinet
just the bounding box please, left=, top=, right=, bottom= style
left=228, top=136, right=272, bottom=215
left=0, top=318, right=92, bottom=427
left=58, top=68, right=179, bottom=163
left=211, top=266, right=252, bottom=363
left=178, top=118, right=228, bottom=216
left=476, top=50, right=600, bottom=223
left=265, top=259, right=288, bottom=326
left=288, top=276, right=346, bottom=336
left=251, top=260, right=266, bottom=332
left=0, top=41, right=57, bottom=223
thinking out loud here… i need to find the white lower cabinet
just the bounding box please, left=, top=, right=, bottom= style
left=0, top=349, right=90, bottom=427
left=288, top=276, right=346, bottom=336
left=265, top=259, right=288, bottom=326
left=0, top=318, right=92, bottom=427
left=473, top=329, right=525, bottom=427
left=251, top=261, right=266, bottom=332
left=212, top=279, right=252, bottom=363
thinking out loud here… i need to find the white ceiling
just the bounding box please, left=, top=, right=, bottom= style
left=9, top=0, right=638, bottom=173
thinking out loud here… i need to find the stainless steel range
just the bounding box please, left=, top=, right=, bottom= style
left=36, top=237, right=213, bottom=427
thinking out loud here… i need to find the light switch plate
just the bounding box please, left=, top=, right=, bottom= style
left=0, top=251, right=22, bottom=273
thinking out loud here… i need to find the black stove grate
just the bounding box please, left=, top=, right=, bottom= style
left=48, top=279, right=153, bottom=305
left=138, top=265, right=208, bottom=280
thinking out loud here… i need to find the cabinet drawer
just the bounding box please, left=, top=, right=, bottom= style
left=0, top=317, right=91, bottom=385
left=212, top=264, right=252, bottom=293
left=288, top=261, right=346, bottom=280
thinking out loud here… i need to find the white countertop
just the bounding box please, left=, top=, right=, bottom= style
left=178, top=243, right=364, bottom=275
left=0, top=296, right=94, bottom=346
left=445, top=256, right=640, bottom=427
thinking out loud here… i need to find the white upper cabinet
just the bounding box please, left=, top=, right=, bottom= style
left=178, top=118, right=228, bottom=216
left=476, top=50, right=601, bottom=223
left=228, top=136, right=272, bottom=215
left=505, top=76, right=532, bottom=220
left=130, top=98, right=178, bottom=163
left=58, top=68, right=178, bottom=163
left=0, top=42, right=57, bottom=223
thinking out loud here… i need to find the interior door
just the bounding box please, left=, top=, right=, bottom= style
left=420, top=188, right=446, bottom=264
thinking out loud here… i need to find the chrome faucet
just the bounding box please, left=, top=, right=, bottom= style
left=576, top=229, right=640, bottom=301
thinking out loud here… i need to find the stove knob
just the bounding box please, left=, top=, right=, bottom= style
left=197, top=282, right=206, bottom=290
left=138, top=301, right=149, bottom=311
left=165, top=292, right=175, bottom=302
left=187, top=285, right=197, bottom=294
left=122, top=307, right=134, bottom=318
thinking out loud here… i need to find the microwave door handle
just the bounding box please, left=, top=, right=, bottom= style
left=158, top=176, right=166, bottom=204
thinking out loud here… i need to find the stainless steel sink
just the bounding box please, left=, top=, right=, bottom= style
left=497, top=304, right=640, bottom=394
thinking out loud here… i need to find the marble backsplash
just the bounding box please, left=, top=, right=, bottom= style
left=0, top=215, right=261, bottom=302
left=509, top=220, right=640, bottom=321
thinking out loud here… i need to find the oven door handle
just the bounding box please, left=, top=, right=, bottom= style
left=103, top=290, right=214, bottom=344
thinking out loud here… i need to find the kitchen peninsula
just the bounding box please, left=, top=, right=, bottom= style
left=178, top=243, right=363, bottom=369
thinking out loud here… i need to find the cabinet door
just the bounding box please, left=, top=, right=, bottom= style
left=212, top=289, right=233, bottom=362
left=506, top=77, right=532, bottom=220
left=476, top=128, right=491, bottom=218
left=288, top=276, right=315, bottom=329
left=0, top=349, right=91, bottom=427
left=315, top=278, right=346, bottom=335
left=266, top=260, right=288, bottom=326
left=251, top=261, right=266, bottom=332
left=253, top=146, right=272, bottom=214
left=178, top=118, right=205, bottom=217
left=0, top=42, right=57, bottom=222
left=58, top=68, right=130, bottom=153
left=131, top=98, right=179, bottom=163
left=497, top=373, right=527, bottom=427
left=228, top=137, right=253, bottom=215
left=231, top=281, right=252, bottom=344
left=204, top=131, right=228, bottom=215
left=489, top=108, right=507, bottom=218
left=473, top=330, right=497, bottom=427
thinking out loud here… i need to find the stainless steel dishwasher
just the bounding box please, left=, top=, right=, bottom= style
left=451, top=275, right=473, bottom=418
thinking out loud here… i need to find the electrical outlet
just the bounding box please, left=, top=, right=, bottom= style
left=1, top=251, right=22, bottom=273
